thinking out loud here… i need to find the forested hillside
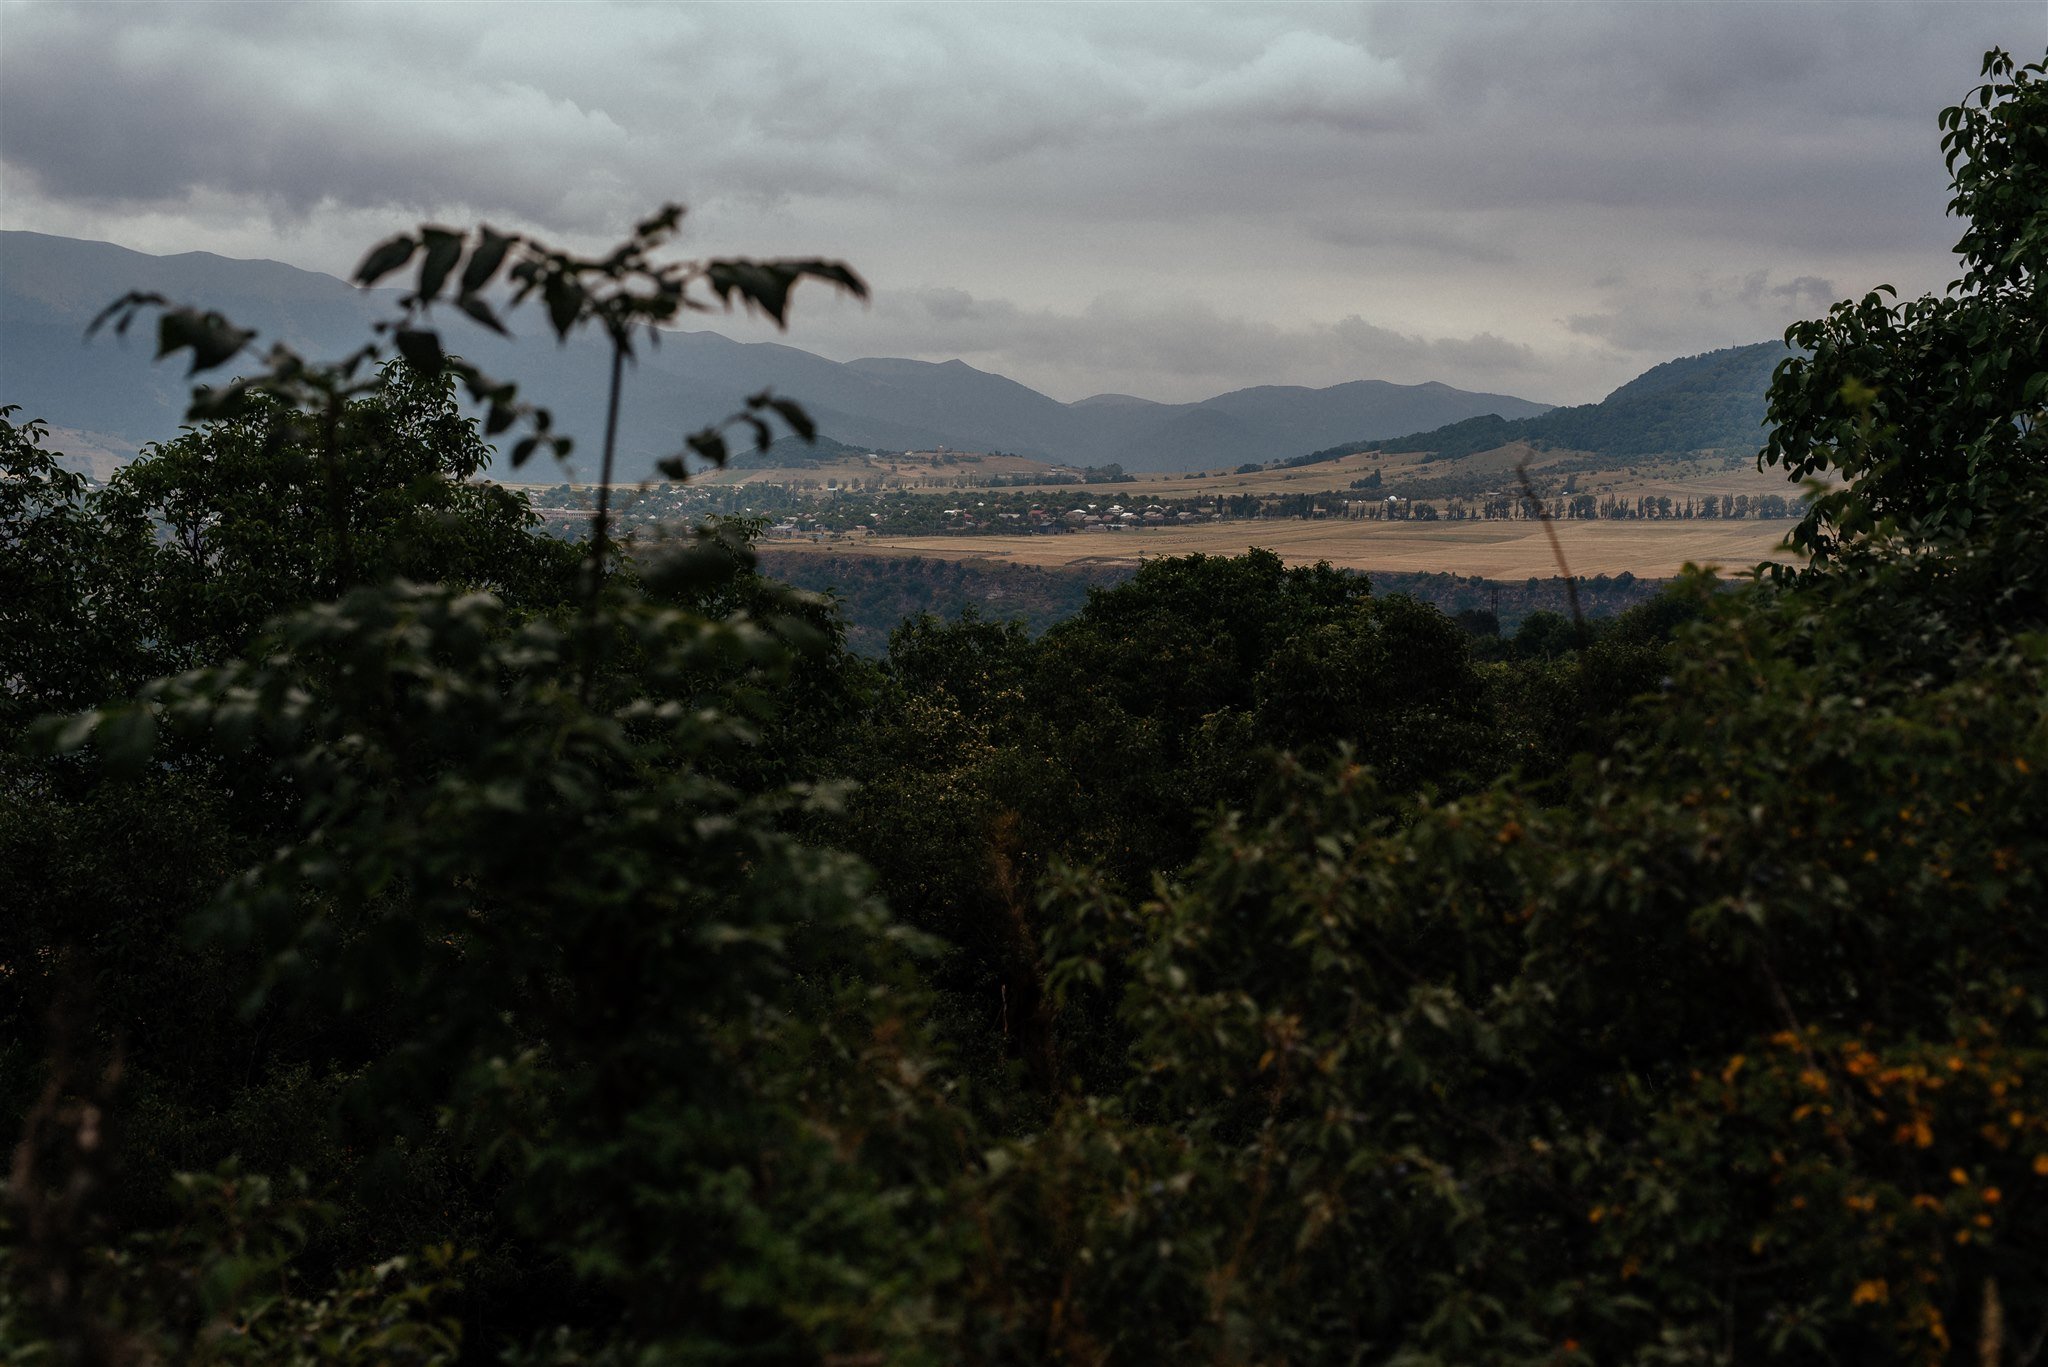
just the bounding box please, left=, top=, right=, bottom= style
left=1295, top=340, right=1788, bottom=467
left=4, top=48, right=2046, bottom=1367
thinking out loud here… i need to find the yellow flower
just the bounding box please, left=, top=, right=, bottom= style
left=1852, top=1279, right=1889, bottom=1306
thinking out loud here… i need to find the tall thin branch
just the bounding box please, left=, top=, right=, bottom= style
left=1516, top=459, right=1585, bottom=645
left=589, top=343, right=627, bottom=591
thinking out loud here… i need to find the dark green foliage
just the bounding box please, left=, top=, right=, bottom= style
left=762, top=553, right=1662, bottom=654
left=0, top=412, right=138, bottom=725
left=7, top=554, right=972, bottom=1364
left=1764, top=51, right=2048, bottom=558
left=927, top=550, right=1496, bottom=885
left=756, top=551, right=1131, bottom=655
left=827, top=552, right=1510, bottom=1109
left=157, top=572, right=961, bottom=1359
left=98, top=365, right=582, bottom=670
left=1507, top=607, right=1576, bottom=659
left=996, top=573, right=2048, bottom=1360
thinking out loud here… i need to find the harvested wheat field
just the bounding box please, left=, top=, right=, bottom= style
left=768, top=517, right=1798, bottom=579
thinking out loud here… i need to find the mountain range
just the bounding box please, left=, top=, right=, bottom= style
left=2, top=231, right=1554, bottom=479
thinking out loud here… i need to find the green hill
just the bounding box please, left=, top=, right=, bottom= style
left=727, top=433, right=876, bottom=468
left=1288, top=341, right=1790, bottom=468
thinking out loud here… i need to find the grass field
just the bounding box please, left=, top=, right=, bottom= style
left=765, top=516, right=1797, bottom=579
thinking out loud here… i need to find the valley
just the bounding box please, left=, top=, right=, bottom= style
left=530, top=433, right=1809, bottom=579
left=758, top=511, right=1792, bottom=579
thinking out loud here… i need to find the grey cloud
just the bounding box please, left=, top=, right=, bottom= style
left=1, top=0, right=2037, bottom=405
left=0, top=4, right=637, bottom=228
left=728, top=285, right=1551, bottom=404
left=1564, top=267, right=1849, bottom=356
left=1308, top=217, right=1516, bottom=265
left=1156, top=28, right=1416, bottom=134
left=1326, top=316, right=1539, bottom=378
left=1769, top=276, right=1842, bottom=312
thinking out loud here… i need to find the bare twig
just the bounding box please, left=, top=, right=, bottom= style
left=589, top=343, right=627, bottom=591
left=1515, top=459, right=1585, bottom=645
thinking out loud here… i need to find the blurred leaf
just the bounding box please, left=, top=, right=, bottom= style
left=687, top=429, right=730, bottom=466
left=86, top=289, right=168, bottom=339
left=747, top=391, right=816, bottom=441
left=394, top=329, right=446, bottom=375
left=460, top=227, right=516, bottom=295
left=354, top=234, right=417, bottom=287
left=544, top=275, right=582, bottom=337
left=186, top=378, right=258, bottom=422
left=157, top=307, right=255, bottom=374
left=456, top=294, right=508, bottom=336
left=416, top=227, right=464, bottom=302
left=706, top=261, right=794, bottom=324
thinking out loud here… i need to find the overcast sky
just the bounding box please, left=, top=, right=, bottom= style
left=3, top=1, right=2041, bottom=404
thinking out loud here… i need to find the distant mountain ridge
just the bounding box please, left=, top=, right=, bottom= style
left=1290, top=342, right=1790, bottom=468
left=1, top=231, right=1553, bottom=478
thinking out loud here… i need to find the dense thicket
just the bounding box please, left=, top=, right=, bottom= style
left=4, top=46, right=2046, bottom=1367
left=756, top=552, right=1662, bottom=656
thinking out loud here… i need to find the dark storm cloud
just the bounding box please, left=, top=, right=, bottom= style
left=2, top=1, right=2038, bottom=402
left=0, top=4, right=635, bottom=225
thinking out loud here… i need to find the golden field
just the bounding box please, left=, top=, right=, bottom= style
left=765, top=516, right=1797, bottom=580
